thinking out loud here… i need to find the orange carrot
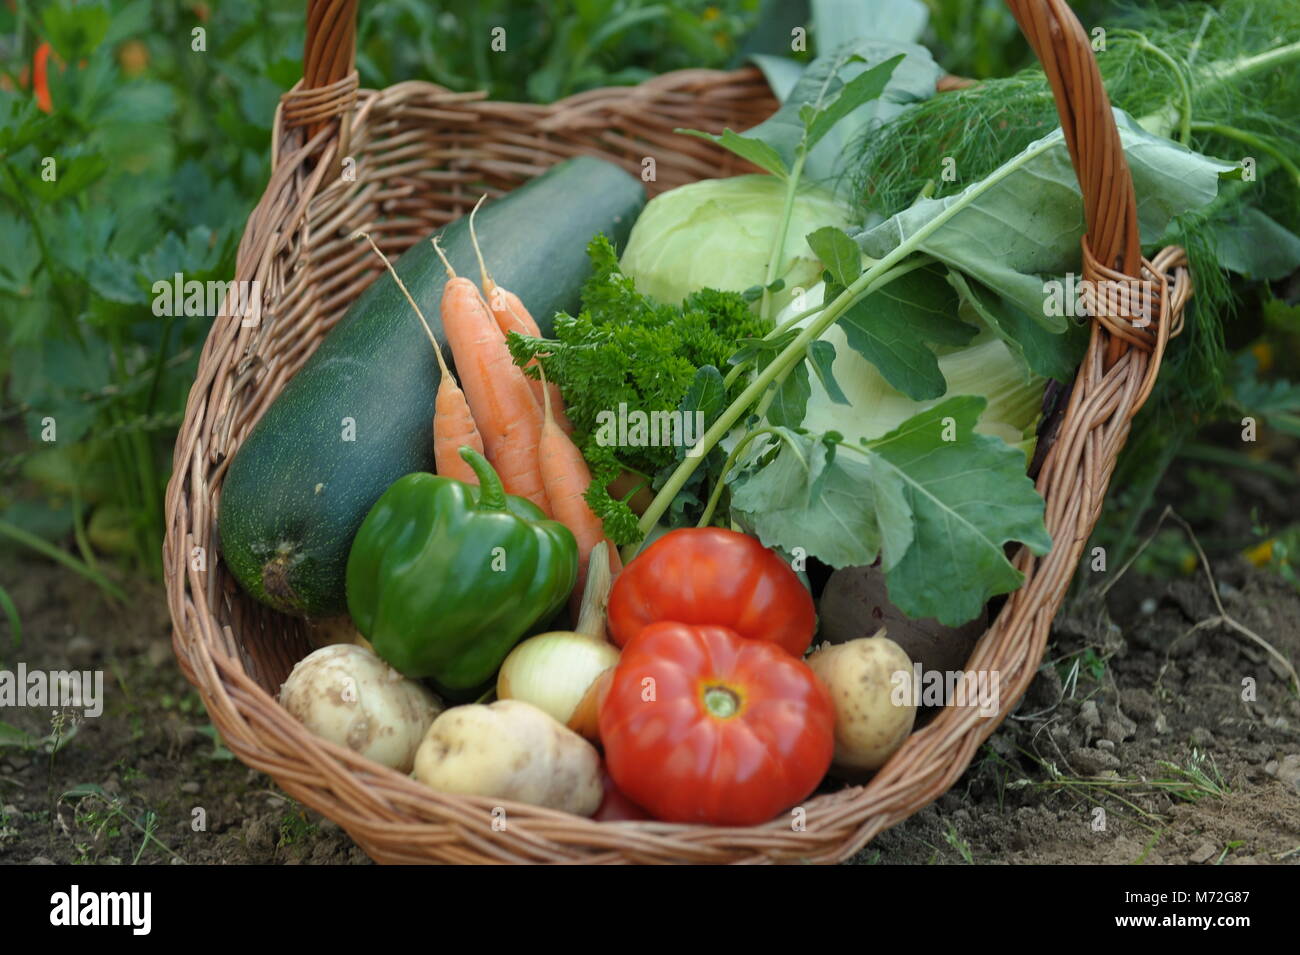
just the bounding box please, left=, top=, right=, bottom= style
left=431, top=237, right=550, bottom=512
left=536, top=364, right=622, bottom=608
left=357, top=232, right=483, bottom=485
left=468, top=197, right=575, bottom=435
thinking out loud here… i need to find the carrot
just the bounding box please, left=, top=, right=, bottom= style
left=468, top=197, right=575, bottom=435
left=431, top=237, right=550, bottom=513
left=536, top=364, right=622, bottom=610
left=356, top=231, right=483, bottom=485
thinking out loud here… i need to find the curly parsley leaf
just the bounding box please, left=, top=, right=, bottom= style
left=507, top=236, right=765, bottom=544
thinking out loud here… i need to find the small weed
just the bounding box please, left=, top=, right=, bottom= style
left=58, top=783, right=181, bottom=865
left=1154, top=749, right=1229, bottom=802
left=1215, top=840, right=1245, bottom=864
left=278, top=808, right=319, bottom=849
left=114, top=758, right=145, bottom=785
left=1055, top=647, right=1108, bottom=698
left=943, top=822, right=974, bottom=863
left=195, top=724, right=235, bottom=761
left=1132, top=828, right=1166, bottom=864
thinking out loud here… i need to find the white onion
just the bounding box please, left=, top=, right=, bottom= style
left=497, top=634, right=618, bottom=735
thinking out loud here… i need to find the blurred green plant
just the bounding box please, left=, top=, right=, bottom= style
left=0, top=0, right=300, bottom=579
left=355, top=0, right=762, bottom=102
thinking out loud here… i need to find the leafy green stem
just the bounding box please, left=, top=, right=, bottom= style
left=1139, top=39, right=1300, bottom=139
left=0, top=519, right=126, bottom=602
left=1189, top=122, right=1300, bottom=190
left=759, top=150, right=807, bottom=323
left=696, top=426, right=787, bottom=528
left=1, top=164, right=79, bottom=325
left=1204, top=39, right=1300, bottom=87
left=723, top=298, right=831, bottom=390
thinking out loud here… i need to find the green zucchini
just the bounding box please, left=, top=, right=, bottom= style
left=218, top=157, right=645, bottom=617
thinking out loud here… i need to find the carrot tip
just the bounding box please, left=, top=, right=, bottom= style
left=431, top=236, right=457, bottom=280
left=468, top=195, right=495, bottom=295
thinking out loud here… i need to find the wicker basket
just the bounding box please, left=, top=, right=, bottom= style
left=163, top=0, right=1190, bottom=863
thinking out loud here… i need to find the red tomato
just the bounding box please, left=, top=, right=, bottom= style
left=598, top=621, right=834, bottom=826
left=593, top=765, right=651, bottom=822
left=608, top=527, right=815, bottom=657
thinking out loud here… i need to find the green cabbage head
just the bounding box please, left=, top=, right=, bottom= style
left=618, top=175, right=849, bottom=313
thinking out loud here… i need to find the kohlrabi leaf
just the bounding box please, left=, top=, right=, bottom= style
left=729, top=431, right=882, bottom=568
left=677, top=128, right=789, bottom=178
left=729, top=396, right=1050, bottom=623
left=946, top=269, right=1088, bottom=383
left=866, top=396, right=1051, bottom=624
left=807, top=340, right=850, bottom=405
left=806, top=225, right=862, bottom=287
left=728, top=329, right=799, bottom=369
left=743, top=42, right=936, bottom=181
left=855, top=109, right=1236, bottom=329
left=834, top=263, right=975, bottom=400
left=766, top=362, right=812, bottom=428
left=1209, top=207, right=1300, bottom=281
left=803, top=55, right=905, bottom=151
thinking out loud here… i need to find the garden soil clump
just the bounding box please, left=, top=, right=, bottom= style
left=1, top=550, right=1297, bottom=865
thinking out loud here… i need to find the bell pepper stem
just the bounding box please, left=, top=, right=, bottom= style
left=460, top=447, right=508, bottom=510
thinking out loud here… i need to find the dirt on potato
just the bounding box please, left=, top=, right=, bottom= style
left=1, top=538, right=1298, bottom=866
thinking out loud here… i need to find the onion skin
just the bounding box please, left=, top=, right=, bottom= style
left=496, top=633, right=619, bottom=735
left=566, top=666, right=614, bottom=739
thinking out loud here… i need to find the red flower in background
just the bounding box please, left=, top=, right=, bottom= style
left=33, top=42, right=53, bottom=113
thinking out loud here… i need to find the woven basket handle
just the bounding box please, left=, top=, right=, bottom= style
left=1006, top=0, right=1147, bottom=366
left=296, top=0, right=358, bottom=142
left=304, top=0, right=358, bottom=91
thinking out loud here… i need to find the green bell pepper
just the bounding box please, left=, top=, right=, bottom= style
left=345, top=448, right=578, bottom=690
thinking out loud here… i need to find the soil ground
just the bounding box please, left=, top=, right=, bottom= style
left=1, top=509, right=1298, bottom=866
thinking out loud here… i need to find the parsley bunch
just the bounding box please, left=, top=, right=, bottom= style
left=507, top=236, right=764, bottom=544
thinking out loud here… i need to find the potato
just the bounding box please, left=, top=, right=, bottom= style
left=279, top=644, right=441, bottom=772
left=304, top=615, right=375, bottom=653
left=807, top=635, right=916, bottom=775
left=818, top=565, right=986, bottom=674
left=413, top=700, right=602, bottom=816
